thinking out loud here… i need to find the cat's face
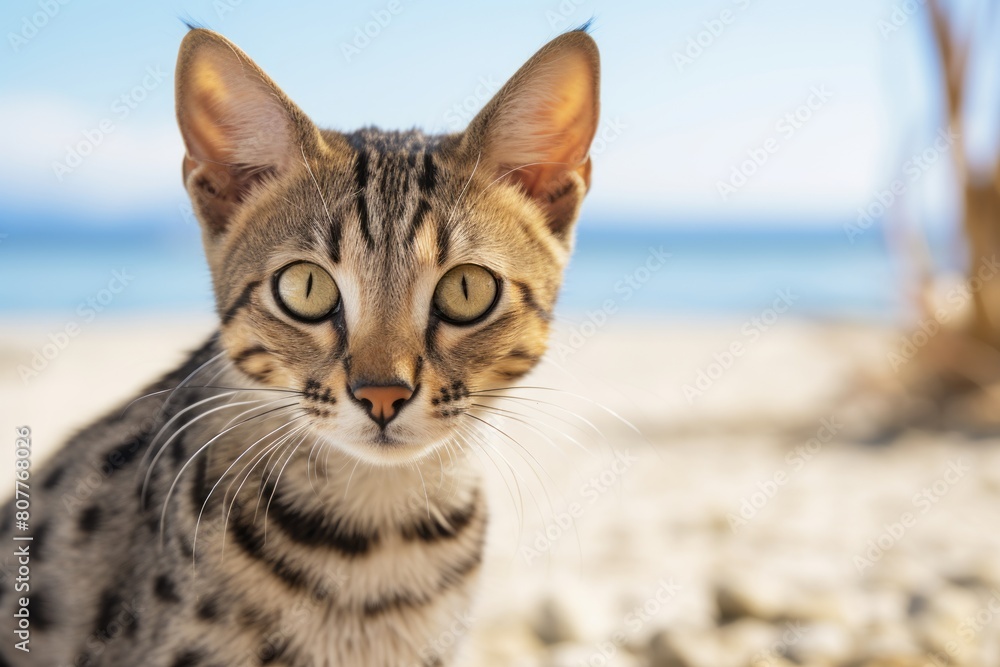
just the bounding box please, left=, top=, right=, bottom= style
left=175, top=29, right=599, bottom=465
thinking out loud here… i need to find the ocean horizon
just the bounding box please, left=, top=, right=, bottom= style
left=0, top=218, right=957, bottom=322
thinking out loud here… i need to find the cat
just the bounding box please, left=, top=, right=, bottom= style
left=0, top=24, right=599, bottom=667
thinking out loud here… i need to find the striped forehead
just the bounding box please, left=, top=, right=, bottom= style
left=324, top=129, right=452, bottom=273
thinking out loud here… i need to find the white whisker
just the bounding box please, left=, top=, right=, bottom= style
left=159, top=402, right=301, bottom=546
left=464, top=412, right=559, bottom=518
left=443, top=151, right=481, bottom=230
left=220, top=416, right=311, bottom=558
left=193, top=414, right=306, bottom=563
left=262, top=429, right=312, bottom=542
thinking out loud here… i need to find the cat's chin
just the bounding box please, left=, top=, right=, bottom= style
left=317, top=431, right=444, bottom=468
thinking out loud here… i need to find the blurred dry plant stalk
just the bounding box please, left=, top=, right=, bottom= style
left=855, top=0, right=1000, bottom=438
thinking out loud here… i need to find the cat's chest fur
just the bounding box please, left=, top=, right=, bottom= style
left=0, top=341, right=486, bottom=667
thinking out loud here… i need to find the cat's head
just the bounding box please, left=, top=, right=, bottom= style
left=174, top=27, right=600, bottom=465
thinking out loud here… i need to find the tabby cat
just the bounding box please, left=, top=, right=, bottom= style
left=1, top=24, right=599, bottom=667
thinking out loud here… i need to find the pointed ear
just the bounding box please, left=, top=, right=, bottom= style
left=175, top=29, right=319, bottom=235
left=463, top=30, right=600, bottom=240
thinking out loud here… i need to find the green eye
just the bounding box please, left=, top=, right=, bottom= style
left=433, top=264, right=499, bottom=324
left=274, top=262, right=340, bottom=321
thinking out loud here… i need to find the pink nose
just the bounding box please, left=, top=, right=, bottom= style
left=352, top=384, right=414, bottom=427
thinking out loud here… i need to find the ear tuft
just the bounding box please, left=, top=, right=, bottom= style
left=464, top=31, right=600, bottom=240
left=179, top=17, right=208, bottom=31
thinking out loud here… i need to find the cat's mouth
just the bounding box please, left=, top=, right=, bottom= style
left=305, top=389, right=452, bottom=466
left=370, top=431, right=407, bottom=447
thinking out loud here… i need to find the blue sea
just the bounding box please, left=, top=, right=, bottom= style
left=0, top=220, right=954, bottom=322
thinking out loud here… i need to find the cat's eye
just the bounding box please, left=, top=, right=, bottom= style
left=273, top=262, right=340, bottom=321
left=433, top=264, right=499, bottom=325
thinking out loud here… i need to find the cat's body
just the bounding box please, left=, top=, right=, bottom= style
left=1, top=336, right=484, bottom=667
left=1, top=26, right=599, bottom=667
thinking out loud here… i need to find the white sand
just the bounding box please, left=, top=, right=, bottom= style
left=3, top=315, right=999, bottom=666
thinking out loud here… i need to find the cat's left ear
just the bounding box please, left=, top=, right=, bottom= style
left=175, top=28, right=322, bottom=236
left=463, top=29, right=600, bottom=241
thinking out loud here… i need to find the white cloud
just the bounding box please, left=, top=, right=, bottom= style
left=0, top=93, right=182, bottom=221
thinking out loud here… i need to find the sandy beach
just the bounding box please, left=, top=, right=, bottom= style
left=3, top=315, right=999, bottom=666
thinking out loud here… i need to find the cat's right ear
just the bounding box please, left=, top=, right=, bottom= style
left=461, top=29, right=600, bottom=243
left=175, top=29, right=320, bottom=236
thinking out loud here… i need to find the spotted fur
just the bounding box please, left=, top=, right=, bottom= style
left=0, top=25, right=599, bottom=666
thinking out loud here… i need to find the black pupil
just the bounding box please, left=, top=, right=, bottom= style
left=305, top=271, right=314, bottom=298
left=461, top=273, right=469, bottom=300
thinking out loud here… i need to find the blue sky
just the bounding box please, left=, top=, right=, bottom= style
left=1, top=0, right=996, bottom=231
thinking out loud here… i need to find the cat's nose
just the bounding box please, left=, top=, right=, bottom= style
left=351, top=384, right=414, bottom=427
